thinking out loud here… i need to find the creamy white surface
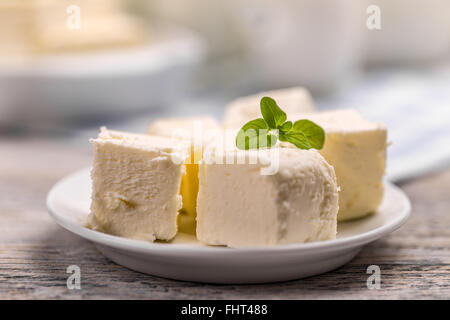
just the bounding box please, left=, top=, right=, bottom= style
left=36, top=14, right=147, bottom=53
left=196, top=148, right=339, bottom=247
left=223, top=87, right=315, bottom=129
left=89, top=127, right=188, bottom=241
left=1, top=0, right=147, bottom=55
left=147, top=116, right=220, bottom=140
left=286, top=109, right=387, bottom=221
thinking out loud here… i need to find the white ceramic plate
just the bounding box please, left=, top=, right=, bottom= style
left=47, top=168, right=410, bottom=284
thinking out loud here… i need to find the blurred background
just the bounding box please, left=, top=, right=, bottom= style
left=1, top=0, right=449, bottom=181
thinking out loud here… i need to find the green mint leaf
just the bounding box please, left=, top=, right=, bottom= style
left=278, top=132, right=288, bottom=142
left=279, top=121, right=292, bottom=133
left=281, top=131, right=312, bottom=149
left=260, top=97, right=287, bottom=129
left=236, top=118, right=277, bottom=150
left=291, top=119, right=325, bottom=150
left=234, top=96, right=325, bottom=151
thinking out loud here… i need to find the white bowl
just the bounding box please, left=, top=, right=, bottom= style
left=0, top=25, right=206, bottom=125
left=47, top=168, right=410, bottom=284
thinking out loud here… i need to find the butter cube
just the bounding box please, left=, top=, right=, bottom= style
left=223, top=87, right=315, bottom=129
left=287, top=109, right=387, bottom=221
left=196, top=148, right=339, bottom=247
left=89, top=127, right=188, bottom=241
left=147, top=116, right=221, bottom=234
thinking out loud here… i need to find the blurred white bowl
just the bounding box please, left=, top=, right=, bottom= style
left=236, top=0, right=367, bottom=92
left=0, top=24, right=206, bottom=125
left=151, top=0, right=367, bottom=92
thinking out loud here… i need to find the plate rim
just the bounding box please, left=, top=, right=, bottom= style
left=47, top=167, right=411, bottom=256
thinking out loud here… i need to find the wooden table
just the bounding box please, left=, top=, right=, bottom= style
left=1, top=137, right=449, bottom=299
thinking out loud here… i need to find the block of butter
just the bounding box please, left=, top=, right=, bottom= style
left=286, top=109, right=387, bottom=221
left=147, top=116, right=220, bottom=140
left=89, top=127, right=189, bottom=241
left=0, top=0, right=148, bottom=56
left=196, top=148, right=339, bottom=247
left=223, top=87, right=315, bottom=129
left=35, top=14, right=148, bottom=53
left=147, top=116, right=221, bottom=234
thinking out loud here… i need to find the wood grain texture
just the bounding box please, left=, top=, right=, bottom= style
left=0, top=137, right=449, bottom=300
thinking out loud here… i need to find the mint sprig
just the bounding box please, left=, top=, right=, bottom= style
left=236, top=96, right=325, bottom=150
left=260, top=96, right=286, bottom=128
